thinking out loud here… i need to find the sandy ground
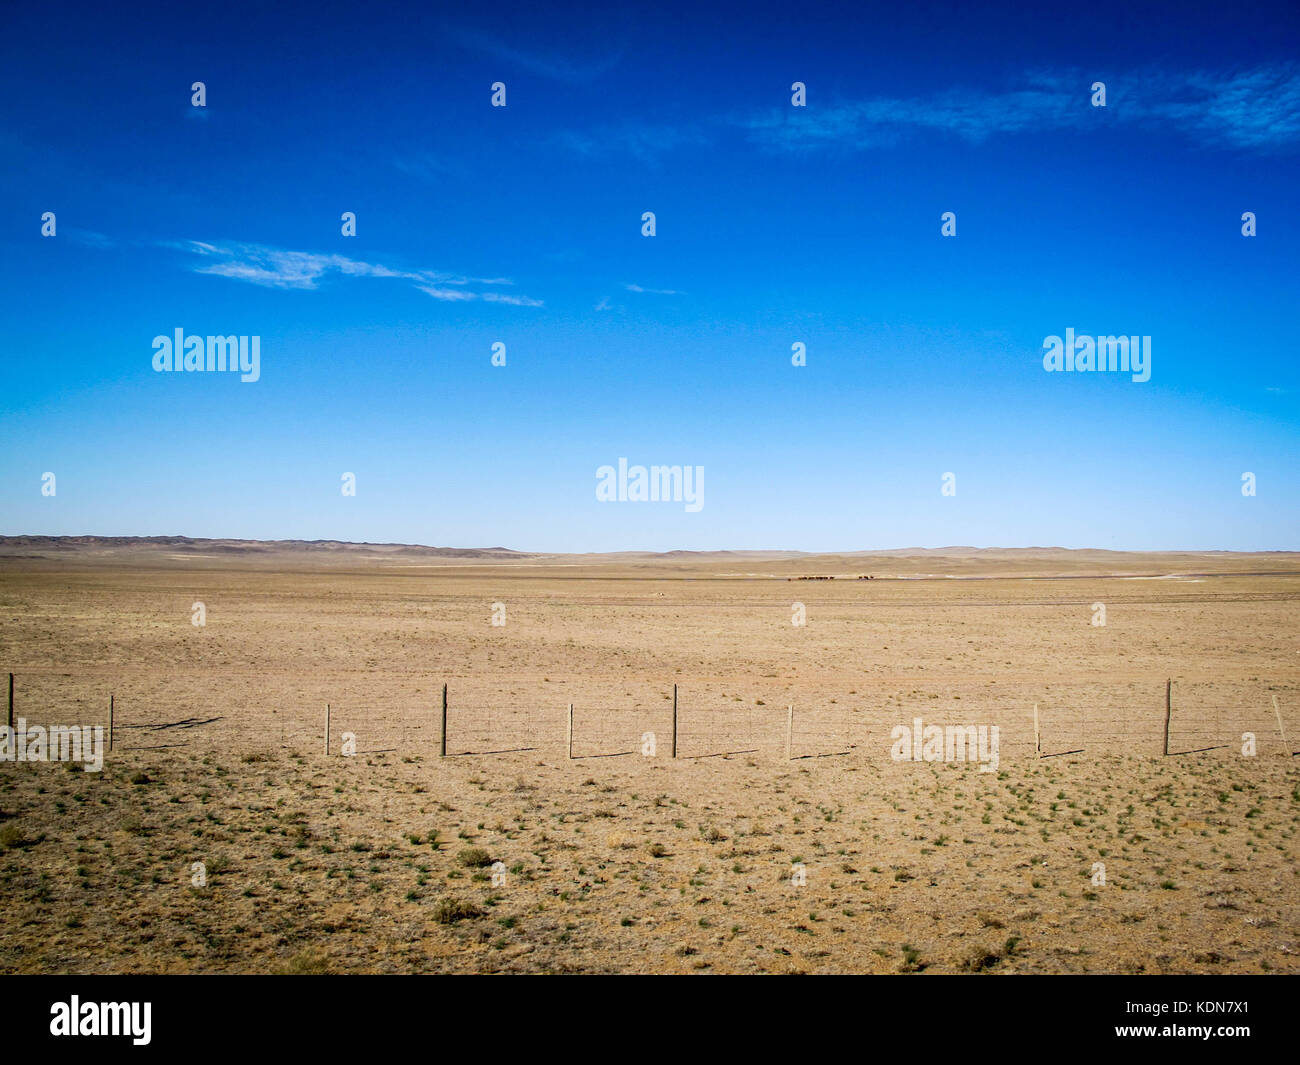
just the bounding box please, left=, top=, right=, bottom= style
left=0, top=543, right=1296, bottom=973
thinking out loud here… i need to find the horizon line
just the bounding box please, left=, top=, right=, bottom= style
left=1, top=533, right=1296, bottom=557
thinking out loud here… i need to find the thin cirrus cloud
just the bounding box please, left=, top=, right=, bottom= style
left=443, top=23, right=625, bottom=85
left=593, top=284, right=683, bottom=311
left=741, top=65, right=1300, bottom=153
left=555, top=122, right=710, bottom=164
left=392, top=153, right=469, bottom=182
left=170, top=240, right=542, bottom=306
left=63, top=228, right=115, bottom=250
left=624, top=283, right=683, bottom=295
left=1127, top=65, right=1300, bottom=150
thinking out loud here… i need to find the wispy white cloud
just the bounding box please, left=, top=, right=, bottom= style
left=444, top=24, right=623, bottom=84
left=1122, top=66, right=1300, bottom=150
left=63, top=228, right=115, bottom=249
left=169, top=240, right=542, bottom=306
left=413, top=285, right=478, bottom=302
left=744, top=84, right=1077, bottom=150
left=392, top=152, right=468, bottom=182
left=624, top=283, right=684, bottom=296
left=740, top=65, right=1300, bottom=153
left=555, top=122, right=709, bottom=164
left=548, top=66, right=1300, bottom=161
left=416, top=284, right=542, bottom=307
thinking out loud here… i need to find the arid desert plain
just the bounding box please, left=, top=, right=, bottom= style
left=0, top=537, right=1296, bottom=974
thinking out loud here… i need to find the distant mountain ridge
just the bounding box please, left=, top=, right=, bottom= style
left=0, top=536, right=1293, bottom=560
left=0, top=535, right=529, bottom=559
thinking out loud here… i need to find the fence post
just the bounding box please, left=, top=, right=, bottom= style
left=567, top=703, right=574, bottom=759
left=671, top=684, right=678, bottom=759
left=1163, top=679, right=1172, bottom=756
left=324, top=703, right=331, bottom=756
left=7, top=672, right=12, bottom=730
left=440, top=684, right=448, bottom=758
left=1033, top=703, right=1040, bottom=757
left=785, top=705, right=793, bottom=761
left=108, top=694, right=114, bottom=753
left=1273, top=694, right=1289, bottom=754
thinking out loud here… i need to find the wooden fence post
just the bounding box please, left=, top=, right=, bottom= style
left=324, top=703, right=331, bottom=756
left=108, top=694, right=114, bottom=753
left=440, top=684, right=448, bottom=758
left=567, top=703, right=574, bottom=759
left=1170, top=681, right=1180, bottom=759
left=671, top=684, right=678, bottom=759
left=1033, top=703, right=1041, bottom=757
left=1273, top=694, right=1289, bottom=754
left=7, top=672, right=12, bottom=731
left=785, top=705, right=793, bottom=761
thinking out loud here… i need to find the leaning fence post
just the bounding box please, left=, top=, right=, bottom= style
left=108, top=694, right=114, bottom=752
left=671, top=684, right=678, bottom=759
left=440, top=684, right=448, bottom=758
left=785, top=705, right=793, bottom=761
left=1273, top=694, right=1288, bottom=754
left=1170, top=681, right=1180, bottom=759
left=567, top=703, right=574, bottom=759
left=324, top=703, right=331, bottom=756
left=1033, top=703, right=1041, bottom=758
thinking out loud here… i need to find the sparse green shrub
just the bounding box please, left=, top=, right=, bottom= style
left=433, top=897, right=483, bottom=924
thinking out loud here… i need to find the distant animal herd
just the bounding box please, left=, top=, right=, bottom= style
left=788, top=575, right=874, bottom=581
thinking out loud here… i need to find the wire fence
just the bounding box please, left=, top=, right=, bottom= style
left=2, top=671, right=1296, bottom=763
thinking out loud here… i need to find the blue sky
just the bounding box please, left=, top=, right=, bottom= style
left=1, top=0, right=1297, bottom=552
